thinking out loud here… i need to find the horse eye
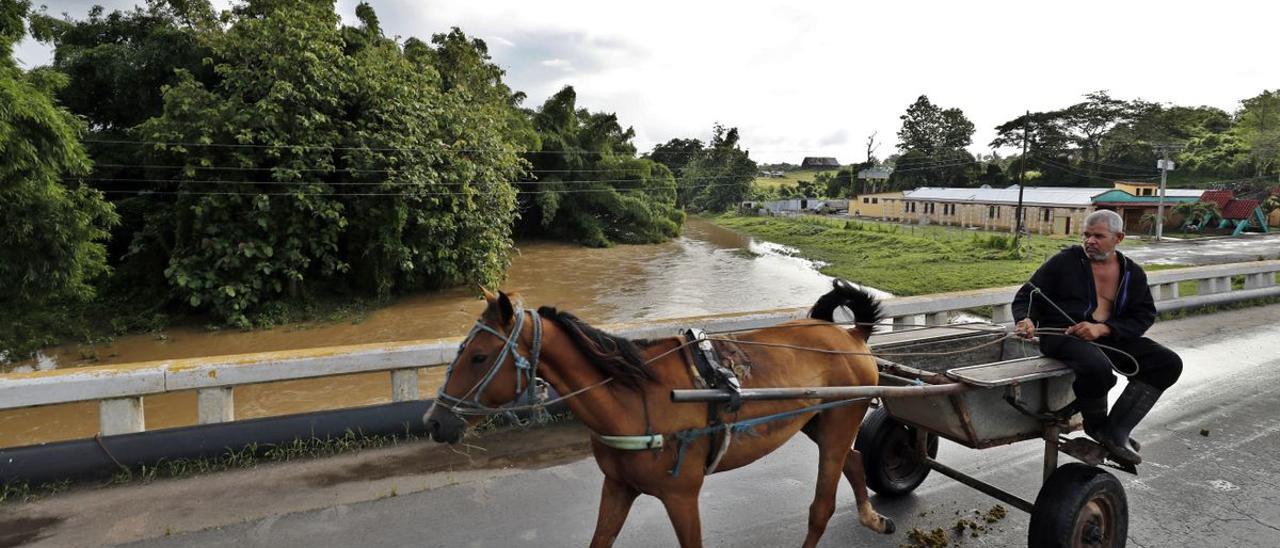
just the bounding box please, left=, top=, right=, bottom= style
left=471, top=354, right=488, bottom=364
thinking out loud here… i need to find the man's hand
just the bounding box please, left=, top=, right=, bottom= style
left=1014, top=318, right=1036, bottom=339
left=1066, top=321, right=1111, bottom=341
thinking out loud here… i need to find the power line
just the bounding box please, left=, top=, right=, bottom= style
left=65, top=173, right=752, bottom=186
left=91, top=163, right=667, bottom=175
left=91, top=179, right=761, bottom=198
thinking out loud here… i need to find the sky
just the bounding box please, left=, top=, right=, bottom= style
left=13, top=0, right=1278, bottom=164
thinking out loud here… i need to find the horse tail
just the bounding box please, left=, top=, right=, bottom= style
left=809, top=278, right=883, bottom=341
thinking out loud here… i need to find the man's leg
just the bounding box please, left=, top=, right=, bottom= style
left=1039, top=335, right=1117, bottom=443
left=1097, top=337, right=1183, bottom=464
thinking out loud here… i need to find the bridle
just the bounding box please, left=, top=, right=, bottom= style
left=434, top=306, right=547, bottom=416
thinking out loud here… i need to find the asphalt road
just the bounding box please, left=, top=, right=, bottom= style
left=95, top=304, right=1280, bottom=548
left=1123, top=232, right=1280, bottom=266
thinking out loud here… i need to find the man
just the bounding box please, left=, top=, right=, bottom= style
left=1012, top=210, right=1182, bottom=465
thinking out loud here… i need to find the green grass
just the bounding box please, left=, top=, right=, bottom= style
left=752, top=169, right=838, bottom=190
left=709, top=214, right=1073, bottom=296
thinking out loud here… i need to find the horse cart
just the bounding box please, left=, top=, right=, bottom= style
left=672, top=323, right=1133, bottom=547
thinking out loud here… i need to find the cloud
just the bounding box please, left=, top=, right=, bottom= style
left=817, top=129, right=849, bottom=148
left=539, top=58, right=573, bottom=71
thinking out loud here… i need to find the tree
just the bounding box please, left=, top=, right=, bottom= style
left=897, top=95, right=974, bottom=152
left=1168, top=201, right=1221, bottom=230
left=27, top=0, right=220, bottom=274
left=680, top=124, right=757, bottom=212
left=1, top=0, right=119, bottom=357
left=132, top=1, right=525, bottom=325
left=646, top=138, right=703, bottom=178
left=521, top=86, right=681, bottom=246
left=894, top=95, right=976, bottom=187
left=1236, top=90, right=1280, bottom=177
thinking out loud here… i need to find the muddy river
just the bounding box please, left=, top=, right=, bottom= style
left=2, top=218, right=858, bottom=447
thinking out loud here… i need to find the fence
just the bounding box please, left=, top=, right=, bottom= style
left=2, top=261, right=1277, bottom=440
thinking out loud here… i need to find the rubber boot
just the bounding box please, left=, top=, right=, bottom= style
left=1077, top=396, right=1109, bottom=445
left=1102, top=381, right=1161, bottom=465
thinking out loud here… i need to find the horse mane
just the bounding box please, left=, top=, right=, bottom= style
left=538, top=306, right=654, bottom=389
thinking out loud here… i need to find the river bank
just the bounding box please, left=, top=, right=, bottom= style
left=708, top=214, right=1071, bottom=296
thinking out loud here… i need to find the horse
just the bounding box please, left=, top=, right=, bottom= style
left=423, top=280, right=893, bottom=548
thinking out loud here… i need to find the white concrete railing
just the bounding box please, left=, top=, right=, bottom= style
left=2, top=260, right=1277, bottom=438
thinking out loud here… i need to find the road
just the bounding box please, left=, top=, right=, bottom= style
left=1124, top=232, right=1280, bottom=266
left=5, top=305, right=1279, bottom=548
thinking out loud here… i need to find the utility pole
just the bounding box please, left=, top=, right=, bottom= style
left=1154, top=144, right=1181, bottom=240
left=1014, top=110, right=1029, bottom=247
left=1156, top=146, right=1169, bottom=240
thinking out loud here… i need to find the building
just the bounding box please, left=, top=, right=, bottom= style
left=800, top=157, right=840, bottom=169
left=741, top=198, right=837, bottom=215
left=878, top=183, right=1209, bottom=236
left=1090, top=188, right=1204, bottom=232
left=850, top=191, right=904, bottom=219
left=883, top=186, right=1102, bottom=235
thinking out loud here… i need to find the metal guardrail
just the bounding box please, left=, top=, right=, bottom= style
left=1, top=260, right=1277, bottom=439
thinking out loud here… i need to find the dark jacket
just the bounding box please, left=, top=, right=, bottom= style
left=1011, top=246, right=1156, bottom=340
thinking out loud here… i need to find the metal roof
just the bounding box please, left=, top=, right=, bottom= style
left=901, top=186, right=1103, bottom=207
left=902, top=186, right=1205, bottom=207
left=1091, top=189, right=1204, bottom=204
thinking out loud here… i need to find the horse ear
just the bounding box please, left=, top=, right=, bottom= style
left=496, top=291, right=516, bottom=324
left=480, top=287, right=498, bottom=303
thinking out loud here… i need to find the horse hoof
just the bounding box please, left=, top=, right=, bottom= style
left=881, top=516, right=896, bottom=535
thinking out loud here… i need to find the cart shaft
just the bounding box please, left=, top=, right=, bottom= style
left=670, top=382, right=969, bottom=403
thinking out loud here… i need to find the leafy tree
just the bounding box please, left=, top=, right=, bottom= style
left=1169, top=201, right=1220, bottom=229
left=894, top=95, right=975, bottom=187
left=1, top=0, right=119, bottom=357
left=897, top=95, right=974, bottom=151
left=27, top=0, right=219, bottom=275
left=1235, top=90, right=1280, bottom=177
left=680, top=124, right=757, bottom=212
left=521, top=86, right=681, bottom=246
left=28, top=0, right=217, bottom=133
left=646, top=137, right=703, bottom=178
left=133, top=1, right=525, bottom=325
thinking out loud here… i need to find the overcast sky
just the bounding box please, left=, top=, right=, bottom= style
left=14, top=0, right=1277, bottom=164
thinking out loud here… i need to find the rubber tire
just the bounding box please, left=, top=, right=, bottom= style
left=855, top=406, right=939, bottom=497
left=1029, top=463, right=1128, bottom=548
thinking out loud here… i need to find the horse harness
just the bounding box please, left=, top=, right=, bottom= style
left=596, top=328, right=755, bottom=475
left=681, top=328, right=754, bottom=474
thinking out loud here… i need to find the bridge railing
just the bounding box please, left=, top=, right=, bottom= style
left=2, top=260, right=1277, bottom=440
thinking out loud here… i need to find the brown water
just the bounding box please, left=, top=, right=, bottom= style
left=1, top=218, right=842, bottom=447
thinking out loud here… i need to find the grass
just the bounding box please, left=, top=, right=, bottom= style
left=709, top=214, right=1073, bottom=296
left=752, top=169, right=838, bottom=190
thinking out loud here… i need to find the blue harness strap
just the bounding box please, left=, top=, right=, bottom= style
left=667, top=396, right=872, bottom=476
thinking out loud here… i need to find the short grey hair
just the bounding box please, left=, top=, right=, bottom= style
left=1084, top=209, right=1124, bottom=234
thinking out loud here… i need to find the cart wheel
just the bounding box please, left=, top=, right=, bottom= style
left=1028, top=463, right=1128, bottom=548
left=855, top=406, right=939, bottom=496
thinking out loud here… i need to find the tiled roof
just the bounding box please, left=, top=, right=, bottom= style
left=1221, top=199, right=1261, bottom=220
left=1200, top=189, right=1234, bottom=209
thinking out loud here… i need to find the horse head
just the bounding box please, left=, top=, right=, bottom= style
left=423, top=289, right=541, bottom=444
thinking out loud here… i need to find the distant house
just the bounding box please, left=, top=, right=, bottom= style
left=1091, top=187, right=1204, bottom=231
left=741, top=198, right=835, bottom=215
left=879, top=182, right=1208, bottom=236
left=800, top=157, right=840, bottom=169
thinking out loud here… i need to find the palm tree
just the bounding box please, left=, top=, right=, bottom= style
left=1169, top=201, right=1220, bottom=231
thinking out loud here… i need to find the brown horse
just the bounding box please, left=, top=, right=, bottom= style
left=423, top=280, right=893, bottom=547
